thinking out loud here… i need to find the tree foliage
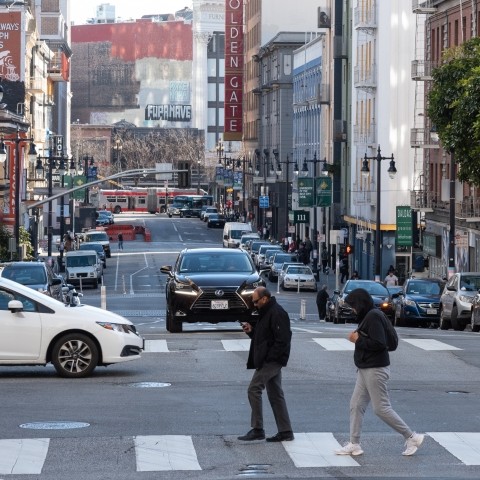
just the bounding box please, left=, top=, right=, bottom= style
left=428, top=37, right=480, bottom=185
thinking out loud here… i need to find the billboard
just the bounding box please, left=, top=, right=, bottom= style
left=224, top=0, right=243, bottom=141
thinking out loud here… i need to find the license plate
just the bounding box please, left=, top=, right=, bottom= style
left=211, top=300, right=229, bottom=310
left=427, top=308, right=437, bottom=315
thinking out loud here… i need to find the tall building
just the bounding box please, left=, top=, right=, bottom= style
left=346, top=0, right=416, bottom=281
left=70, top=13, right=193, bottom=127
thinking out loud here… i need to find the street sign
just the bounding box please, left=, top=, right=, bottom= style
left=298, top=178, right=314, bottom=207
left=259, top=195, right=269, bottom=208
left=396, top=206, right=413, bottom=246
left=294, top=210, right=310, bottom=224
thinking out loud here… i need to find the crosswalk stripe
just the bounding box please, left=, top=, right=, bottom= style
left=403, top=339, right=461, bottom=351
left=221, top=339, right=251, bottom=351
left=428, top=432, right=480, bottom=465
left=313, top=338, right=355, bottom=351
left=144, top=339, right=169, bottom=352
left=134, top=435, right=201, bottom=471
left=0, top=438, right=50, bottom=474
left=283, top=432, right=359, bottom=467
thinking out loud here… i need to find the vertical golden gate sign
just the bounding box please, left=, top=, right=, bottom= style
left=224, top=0, right=243, bottom=141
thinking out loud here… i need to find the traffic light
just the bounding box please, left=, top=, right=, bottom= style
left=346, top=244, right=354, bottom=255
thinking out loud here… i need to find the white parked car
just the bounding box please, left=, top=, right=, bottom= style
left=0, top=277, right=144, bottom=378
left=280, top=264, right=318, bottom=292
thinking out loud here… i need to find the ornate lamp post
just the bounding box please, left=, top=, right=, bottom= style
left=361, top=145, right=397, bottom=282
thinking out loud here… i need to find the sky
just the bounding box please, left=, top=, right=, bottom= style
left=70, top=0, right=193, bottom=25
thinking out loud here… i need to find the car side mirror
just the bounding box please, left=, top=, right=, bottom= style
left=446, top=285, right=456, bottom=291
left=51, top=277, right=62, bottom=286
left=223, top=235, right=228, bottom=240
left=8, top=300, right=24, bottom=313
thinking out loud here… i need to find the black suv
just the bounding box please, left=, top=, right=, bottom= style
left=0, top=261, right=63, bottom=301
left=160, top=248, right=265, bottom=333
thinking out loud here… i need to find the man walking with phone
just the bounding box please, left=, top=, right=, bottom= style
left=238, top=287, right=294, bottom=442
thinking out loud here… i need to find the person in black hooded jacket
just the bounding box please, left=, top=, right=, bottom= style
left=334, top=288, right=425, bottom=457
left=238, top=287, right=294, bottom=443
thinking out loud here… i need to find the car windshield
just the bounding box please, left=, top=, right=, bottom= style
left=287, top=266, right=312, bottom=275
left=179, top=253, right=254, bottom=273
left=460, top=276, right=480, bottom=291
left=2, top=267, right=47, bottom=285
left=407, top=281, right=443, bottom=295
left=80, top=244, right=103, bottom=253
left=274, top=254, right=297, bottom=264
left=85, top=232, right=109, bottom=242
left=66, top=256, right=98, bottom=267
left=344, top=281, right=389, bottom=296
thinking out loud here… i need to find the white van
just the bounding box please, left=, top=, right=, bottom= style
left=223, top=222, right=253, bottom=248
left=65, top=250, right=102, bottom=289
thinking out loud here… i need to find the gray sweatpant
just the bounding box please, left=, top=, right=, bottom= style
left=350, top=366, right=413, bottom=444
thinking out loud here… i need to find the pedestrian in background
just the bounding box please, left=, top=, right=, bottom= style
left=238, top=287, right=294, bottom=443
left=316, top=284, right=329, bottom=321
left=335, top=288, right=424, bottom=457
left=118, top=232, right=124, bottom=250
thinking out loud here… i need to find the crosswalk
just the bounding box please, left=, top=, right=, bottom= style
left=3, top=432, right=480, bottom=474
left=144, top=337, right=462, bottom=353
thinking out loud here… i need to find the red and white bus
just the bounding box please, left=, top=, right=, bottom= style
left=91, top=187, right=209, bottom=214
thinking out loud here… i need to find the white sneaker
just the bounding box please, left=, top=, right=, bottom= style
left=335, top=442, right=364, bottom=456
left=402, top=433, right=425, bottom=456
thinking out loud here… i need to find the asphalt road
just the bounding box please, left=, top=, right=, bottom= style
left=2, top=213, right=480, bottom=479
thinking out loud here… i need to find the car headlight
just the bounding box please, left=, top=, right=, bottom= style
left=459, top=295, right=474, bottom=304
left=240, top=279, right=264, bottom=296
left=174, top=280, right=199, bottom=296
left=405, top=299, right=416, bottom=307
left=97, top=322, right=136, bottom=334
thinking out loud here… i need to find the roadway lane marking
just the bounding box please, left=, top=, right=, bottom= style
left=313, top=338, right=355, bottom=351
left=428, top=432, right=480, bottom=465
left=0, top=438, right=50, bottom=474
left=135, top=435, right=201, bottom=471
left=283, top=432, right=359, bottom=467
left=144, top=340, right=169, bottom=352
left=221, top=339, right=251, bottom=351
left=403, top=339, right=461, bottom=350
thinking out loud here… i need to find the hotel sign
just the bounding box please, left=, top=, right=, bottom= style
left=224, top=0, right=243, bottom=141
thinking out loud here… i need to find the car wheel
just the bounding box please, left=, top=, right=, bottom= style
left=93, top=279, right=98, bottom=289
left=51, top=333, right=99, bottom=378
left=471, top=312, right=480, bottom=332
left=113, top=206, right=122, bottom=214
left=168, top=214, right=172, bottom=218
left=280, top=281, right=286, bottom=291
left=439, top=307, right=451, bottom=330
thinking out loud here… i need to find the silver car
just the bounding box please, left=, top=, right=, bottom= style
left=439, top=272, right=480, bottom=330
left=280, top=264, right=317, bottom=292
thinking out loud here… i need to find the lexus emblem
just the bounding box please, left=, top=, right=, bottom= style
left=215, top=290, right=224, bottom=297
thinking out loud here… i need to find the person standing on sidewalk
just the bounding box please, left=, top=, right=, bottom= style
left=335, top=288, right=424, bottom=457
left=238, top=287, right=294, bottom=443
left=118, top=233, right=124, bottom=250
left=316, top=284, right=329, bottom=321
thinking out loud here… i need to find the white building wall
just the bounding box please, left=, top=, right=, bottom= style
left=351, top=1, right=415, bottom=226
left=261, top=0, right=324, bottom=44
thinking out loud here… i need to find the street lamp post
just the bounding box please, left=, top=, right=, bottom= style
left=300, top=152, right=332, bottom=276
left=0, top=129, right=37, bottom=260
left=35, top=152, right=67, bottom=257
left=276, top=155, right=299, bottom=245
left=362, top=145, right=397, bottom=282
left=78, top=155, right=95, bottom=205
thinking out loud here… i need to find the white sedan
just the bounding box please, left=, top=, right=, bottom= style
left=280, top=265, right=318, bottom=292
left=0, top=277, right=144, bottom=378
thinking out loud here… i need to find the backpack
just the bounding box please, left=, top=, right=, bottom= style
left=380, top=313, right=398, bottom=351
